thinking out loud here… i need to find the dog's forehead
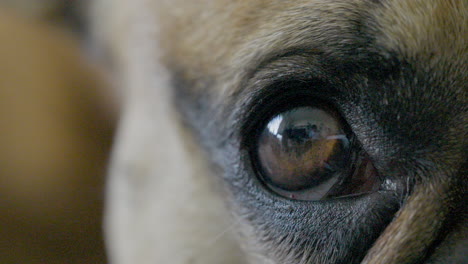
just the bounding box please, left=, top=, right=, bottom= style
left=155, top=0, right=466, bottom=94
left=375, top=0, right=467, bottom=62
left=157, top=0, right=371, bottom=81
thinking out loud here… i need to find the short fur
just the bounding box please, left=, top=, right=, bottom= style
left=92, top=0, right=467, bottom=263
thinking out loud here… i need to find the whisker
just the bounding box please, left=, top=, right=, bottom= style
left=190, top=218, right=242, bottom=261
left=206, top=219, right=241, bottom=248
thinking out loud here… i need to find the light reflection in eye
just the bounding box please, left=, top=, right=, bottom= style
left=267, top=115, right=283, bottom=139
left=256, top=107, right=351, bottom=195
left=253, top=106, right=382, bottom=201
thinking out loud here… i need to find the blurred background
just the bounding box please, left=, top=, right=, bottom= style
left=0, top=1, right=117, bottom=263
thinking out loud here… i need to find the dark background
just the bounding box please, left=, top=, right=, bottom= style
left=0, top=1, right=116, bottom=263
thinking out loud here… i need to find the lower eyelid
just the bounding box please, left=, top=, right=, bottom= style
left=267, top=172, right=344, bottom=200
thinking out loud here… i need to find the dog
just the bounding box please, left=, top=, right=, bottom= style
left=92, top=0, right=467, bottom=263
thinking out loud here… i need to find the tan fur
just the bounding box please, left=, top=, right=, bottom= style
left=157, top=0, right=372, bottom=92
left=93, top=0, right=467, bottom=263
left=361, top=2, right=467, bottom=262
left=92, top=1, right=245, bottom=263
left=374, top=0, right=467, bottom=66
left=95, top=0, right=376, bottom=92
left=363, top=178, right=453, bottom=264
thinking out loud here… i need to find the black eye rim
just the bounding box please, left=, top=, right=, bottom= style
left=256, top=106, right=355, bottom=187
left=240, top=79, right=341, bottom=149
left=250, top=108, right=362, bottom=201
left=238, top=79, right=372, bottom=201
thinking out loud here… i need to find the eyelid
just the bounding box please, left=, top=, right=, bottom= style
left=234, top=50, right=335, bottom=135
left=242, top=47, right=325, bottom=84
left=239, top=80, right=339, bottom=149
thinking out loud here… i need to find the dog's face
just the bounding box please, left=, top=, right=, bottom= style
left=93, top=0, right=467, bottom=263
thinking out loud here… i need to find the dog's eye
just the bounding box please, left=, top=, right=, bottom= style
left=255, top=106, right=380, bottom=200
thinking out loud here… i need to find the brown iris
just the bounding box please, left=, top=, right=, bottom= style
left=256, top=106, right=354, bottom=200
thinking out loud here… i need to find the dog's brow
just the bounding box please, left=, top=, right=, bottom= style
left=241, top=47, right=325, bottom=84
left=225, top=50, right=316, bottom=109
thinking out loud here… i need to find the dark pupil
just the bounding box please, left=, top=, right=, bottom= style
left=257, top=107, right=351, bottom=192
